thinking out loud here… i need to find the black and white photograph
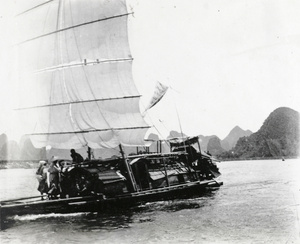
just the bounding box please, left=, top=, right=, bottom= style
left=0, top=0, right=299, bottom=243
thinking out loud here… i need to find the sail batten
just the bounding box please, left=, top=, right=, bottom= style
left=34, top=58, right=133, bottom=74
left=17, top=12, right=133, bottom=46
left=16, top=95, right=142, bottom=111
left=15, top=0, right=55, bottom=17
left=27, top=126, right=151, bottom=136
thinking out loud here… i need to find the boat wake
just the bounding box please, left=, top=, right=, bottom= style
left=13, top=212, right=88, bottom=221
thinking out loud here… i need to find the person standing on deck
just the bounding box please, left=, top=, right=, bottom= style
left=36, top=160, right=49, bottom=200
left=70, top=149, right=84, bottom=164
left=48, top=158, right=60, bottom=199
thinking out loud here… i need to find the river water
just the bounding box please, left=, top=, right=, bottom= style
left=0, top=159, right=299, bottom=244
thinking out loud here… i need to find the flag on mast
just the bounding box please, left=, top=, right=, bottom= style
left=144, top=82, right=168, bottom=113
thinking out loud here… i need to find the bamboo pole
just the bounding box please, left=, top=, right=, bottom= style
left=119, top=145, right=138, bottom=192
left=162, top=158, right=170, bottom=187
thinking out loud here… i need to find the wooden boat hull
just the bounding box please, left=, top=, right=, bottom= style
left=0, top=179, right=222, bottom=229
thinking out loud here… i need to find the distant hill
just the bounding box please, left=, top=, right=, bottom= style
left=0, top=134, right=20, bottom=160
left=167, top=130, right=187, bottom=139
left=221, top=126, right=252, bottom=150
left=220, top=107, right=299, bottom=159
left=207, top=136, right=225, bottom=155
left=0, top=133, right=8, bottom=150
left=198, top=135, right=217, bottom=151
left=198, top=126, right=252, bottom=154
left=0, top=140, right=20, bottom=160
left=0, top=134, right=47, bottom=161
left=19, top=136, right=46, bottom=160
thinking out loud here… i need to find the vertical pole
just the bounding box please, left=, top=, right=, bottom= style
left=119, top=144, right=125, bottom=160
left=0, top=204, right=4, bottom=230
left=171, top=89, right=191, bottom=175
left=162, top=158, right=170, bottom=187
left=197, top=137, right=202, bottom=156
left=119, top=144, right=137, bottom=192
left=195, top=137, right=202, bottom=181
left=87, top=147, right=91, bottom=161
left=0, top=204, right=2, bottom=230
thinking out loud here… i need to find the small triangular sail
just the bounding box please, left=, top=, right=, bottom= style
left=144, top=81, right=168, bottom=113
left=13, top=0, right=150, bottom=149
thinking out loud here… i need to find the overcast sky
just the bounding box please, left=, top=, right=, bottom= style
left=0, top=0, right=299, bottom=141
left=128, top=0, right=300, bottom=139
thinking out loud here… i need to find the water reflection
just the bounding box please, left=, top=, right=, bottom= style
left=136, top=190, right=218, bottom=213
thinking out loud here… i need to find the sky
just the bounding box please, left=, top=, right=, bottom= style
left=0, top=0, right=300, bottom=141
left=127, top=0, right=300, bottom=139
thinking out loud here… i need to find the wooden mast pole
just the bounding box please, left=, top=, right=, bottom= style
left=172, top=90, right=194, bottom=180
left=87, top=147, right=91, bottom=160
left=162, top=158, right=170, bottom=187
left=197, top=137, right=202, bottom=156
left=119, top=144, right=138, bottom=192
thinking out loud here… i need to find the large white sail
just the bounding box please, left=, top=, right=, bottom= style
left=14, top=0, right=150, bottom=149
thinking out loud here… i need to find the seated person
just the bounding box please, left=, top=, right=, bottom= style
left=70, top=149, right=84, bottom=164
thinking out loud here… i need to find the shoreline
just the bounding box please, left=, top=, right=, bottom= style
left=217, top=156, right=299, bottom=162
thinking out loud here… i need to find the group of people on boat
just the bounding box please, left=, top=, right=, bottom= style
left=35, top=149, right=83, bottom=200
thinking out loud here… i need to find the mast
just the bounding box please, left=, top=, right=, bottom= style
left=197, top=137, right=202, bottom=156
left=87, top=147, right=92, bottom=160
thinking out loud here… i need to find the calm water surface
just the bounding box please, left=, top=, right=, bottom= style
left=0, top=159, right=300, bottom=244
